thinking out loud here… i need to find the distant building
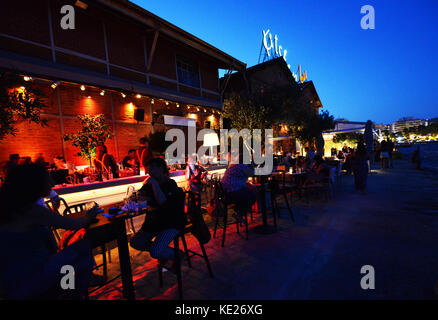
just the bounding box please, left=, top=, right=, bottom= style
left=391, top=117, right=422, bottom=133
left=322, top=120, right=368, bottom=156
left=326, top=120, right=367, bottom=133
left=375, top=124, right=391, bottom=131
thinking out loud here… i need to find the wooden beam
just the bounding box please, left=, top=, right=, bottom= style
left=147, top=30, right=159, bottom=72
left=220, top=68, right=233, bottom=96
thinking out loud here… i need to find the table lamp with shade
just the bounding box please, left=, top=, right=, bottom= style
left=203, top=132, right=220, bottom=164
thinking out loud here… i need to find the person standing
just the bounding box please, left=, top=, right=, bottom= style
left=387, top=138, right=395, bottom=168
left=352, top=142, right=369, bottom=194
left=305, top=147, right=315, bottom=165
left=136, top=138, right=153, bottom=175
left=379, top=140, right=389, bottom=170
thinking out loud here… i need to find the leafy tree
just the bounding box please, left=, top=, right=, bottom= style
left=222, top=84, right=335, bottom=152
left=288, top=110, right=335, bottom=144
left=0, top=69, right=48, bottom=140
left=332, top=132, right=364, bottom=145
left=222, top=92, right=273, bottom=131
left=63, top=114, right=113, bottom=165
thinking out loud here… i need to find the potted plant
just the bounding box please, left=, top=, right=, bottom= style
left=0, top=69, right=48, bottom=141
left=144, top=130, right=171, bottom=157
left=63, top=114, right=113, bottom=167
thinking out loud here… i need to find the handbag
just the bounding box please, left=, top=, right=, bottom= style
left=58, top=228, right=86, bottom=252
left=187, top=193, right=211, bottom=244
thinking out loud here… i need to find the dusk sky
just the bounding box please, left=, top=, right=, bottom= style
left=132, top=0, right=438, bottom=124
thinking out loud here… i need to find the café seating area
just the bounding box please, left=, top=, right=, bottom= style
left=40, top=156, right=348, bottom=300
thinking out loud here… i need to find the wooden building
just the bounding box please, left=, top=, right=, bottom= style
left=0, top=0, right=245, bottom=165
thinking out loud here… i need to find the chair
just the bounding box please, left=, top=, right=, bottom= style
left=300, top=167, right=335, bottom=203
left=268, top=178, right=295, bottom=225
left=212, top=181, right=250, bottom=247
left=45, top=197, right=110, bottom=282
left=157, top=191, right=214, bottom=299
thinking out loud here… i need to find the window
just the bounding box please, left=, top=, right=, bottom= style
left=176, top=55, right=200, bottom=88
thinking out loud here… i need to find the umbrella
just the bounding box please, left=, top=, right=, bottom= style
left=364, top=120, right=374, bottom=163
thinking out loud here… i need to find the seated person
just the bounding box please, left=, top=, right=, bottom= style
left=221, top=153, right=257, bottom=221
left=53, top=156, right=68, bottom=170
left=93, top=144, right=119, bottom=180
left=122, top=149, right=138, bottom=171
left=130, top=158, right=186, bottom=270
left=185, top=154, right=206, bottom=193
left=50, top=156, right=69, bottom=185
left=294, top=156, right=307, bottom=172
left=304, top=155, right=331, bottom=185
left=331, top=148, right=337, bottom=157
left=0, top=164, right=98, bottom=300
left=18, top=157, right=32, bottom=165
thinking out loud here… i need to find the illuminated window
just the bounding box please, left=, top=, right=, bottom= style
left=176, top=55, right=200, bottom=88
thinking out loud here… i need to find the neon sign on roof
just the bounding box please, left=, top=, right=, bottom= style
left=262, top=29, right=308, bottom=84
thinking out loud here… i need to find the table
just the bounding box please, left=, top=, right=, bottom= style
left=69, top=209, right=141, bottom=300
left=252, top=175, right=277, bottom=235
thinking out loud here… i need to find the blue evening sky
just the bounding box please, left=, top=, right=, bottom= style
left=132, top=0, right=438, bottom=124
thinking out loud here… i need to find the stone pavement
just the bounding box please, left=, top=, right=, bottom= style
left=90, top=159, right=438, bottom=300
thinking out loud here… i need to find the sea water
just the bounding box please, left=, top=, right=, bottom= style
left=397, top=142, right=438, bottom=173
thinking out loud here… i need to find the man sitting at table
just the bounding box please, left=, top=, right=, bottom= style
left=221, top=153, right=257, bottom=222
left=130, top=158, right=186, bottom=270
left=304, top=155, right=331, bottom=186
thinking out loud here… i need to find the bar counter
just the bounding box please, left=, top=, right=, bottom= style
left=52, top=166, right=226, bottom=206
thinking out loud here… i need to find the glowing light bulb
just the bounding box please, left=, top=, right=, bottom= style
left=80, top=85, right=85, bottom=91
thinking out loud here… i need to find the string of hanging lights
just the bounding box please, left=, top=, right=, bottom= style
left=20, top=74, right=221, bottom=117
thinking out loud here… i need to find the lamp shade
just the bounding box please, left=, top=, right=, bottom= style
left=203, top=132, right=220, bottom=147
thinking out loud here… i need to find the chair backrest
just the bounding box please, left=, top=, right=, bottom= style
left=45, top=197, right=71, bottom=216
left=47, top=197, right=96, bottom=216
